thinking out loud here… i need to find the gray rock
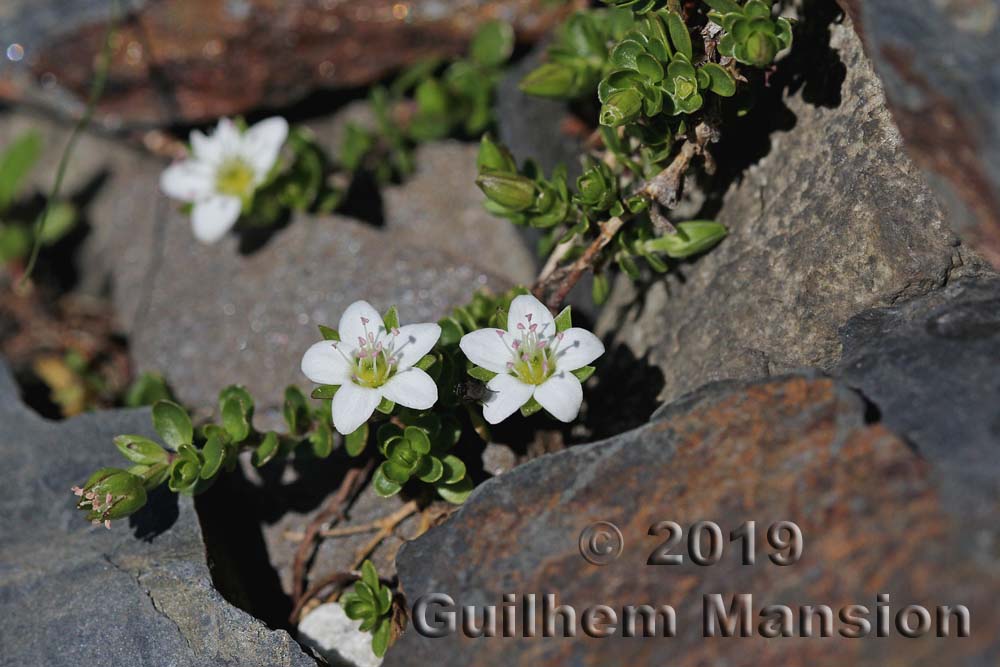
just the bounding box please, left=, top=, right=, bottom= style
left=836, top=0, right=1000, bottom=268
left=836, top=275, right=1000, bottom=528
left=0, top=360, right=315, bottom=666
left=382, top=141, right=537, bottom=285
left=597, top=21, right=994, bottom=407
left=298, top=603, right=381, bottom=667
left=385, top=372, right=1000, bottom=666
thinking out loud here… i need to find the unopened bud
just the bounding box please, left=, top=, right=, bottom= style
left=74, top=467, right=147, bottom=524
left=475, top=171, right=537, bottom=211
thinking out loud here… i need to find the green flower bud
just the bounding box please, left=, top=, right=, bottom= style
left=476, top=171, right=537, bottom=211
left=519, top=62, right=579, bottom=99
left=476, top=135, right=517, bottom=173
left=744, top=30, right=778, bottom=67
left=72, top=467, right=147, bottom=527
left=600, top=88, right=643, bottom=127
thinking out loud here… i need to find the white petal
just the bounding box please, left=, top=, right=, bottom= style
left=507, top=293, right=556, bottom=338
left=338, top=300, right=385, bottom=350
left=242, top=116, right=288, bottom=179
left=391, top=323, right=441, bottom=370
left=552, top=327, right=605, bottom=372
left=459, top=328, right=512, bottom=374
left=381, top=368, right=438, bottom=410
left=214, top=117, right=242, bottom=154
left=331, top=382, right=381, bottom=435
left=160, top=160, right=214, bottom=202
left=301, top=340, right=353, bottom=385
left=191, top=195, right=241, bottom=243
left=190, top=129, right=222, bottom=164
left=483, top=373, right=535, bottom=424
left=534, top=371, right=583, bottom=422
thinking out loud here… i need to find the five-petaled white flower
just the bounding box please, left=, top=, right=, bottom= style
left=301, top=300, right=441, bottom=435
left=159, top=116, right=288, bottom=244
left=459, top=294, right=605, bottom=424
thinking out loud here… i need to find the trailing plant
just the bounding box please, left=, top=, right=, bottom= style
left=341, top=560, right=395, bottom=657
left=479, top=0, right=792, bottom=307
left=160, top=20, right=516, bottom=244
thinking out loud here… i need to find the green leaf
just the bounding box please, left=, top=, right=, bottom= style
left=417, top=455, right=444, bottom=483
left=476, top=134, right=517, bottom=173
left=592, top=272, right=611, bottom=305
left=571, top=365, right=596, bottom=382
left=600, top=88, right=643, bottom=127
left=466, top=365, right=496, bottom=383
left=701, top=62, right=736, bottom=97
left=470, top=19, right=515, bottom=67
left=345, top=422, right=369, bottom=457
left=703, top=0, right=743, bottom=14
left=200, top=431, right=225, bottom=479
left=382, top=306, right=399, bottom=331
left=440, top=454, right=467, bottom=484
left=152, top=400, right=193, bottom=450
left=373, top=465, right=403, bottom=497
left=318, top=325, right=340, bottom=341
left=38, top=201, right=77, bottom=244
left=519, top=62, right=579, bottom=99
left=0, top=131, right=42, bottom=211
left=610, top=39, right=645, bottom=70
left=283, top=385, right=309, bottom=433
left=123, top=371, right=173, bottom=408
left=376, top=585, right=392, bottom=615
left=361, top=559, right=380, bottom=592
left=371, top=618, right=391, bottom=658
left=252, top=431, right=280, bottom=467
left=114, top=434, right=169, bottom=465
left=404, top=426, right=432, bottom=455
left=374, top=397, right=395, bottom=415
left=309, top=418, right=334, bottom=458
left=381, top=459, right=413, bottom=485
left=666, top=11, right=693, bottom=60
left=221, top=396, right=251, bottom=443
left=520, top=396, right=544, bottom=417
left=744, top=0, right=772, bottom=18
left=415, top=354, right=437, bottom=371
left=311, top=384, right=339, bottom=400
left=554, top=306, right=572, bottom=332
left=436, top=476, right=474, bottom=504
left=643, top=220, right=728, bottom=258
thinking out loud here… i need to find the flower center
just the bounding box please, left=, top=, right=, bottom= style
left=215, top=158, right=256, bottom=197
left=497, top=313, right=564, bottom=386
left=342, top=317, right=407, bottom=389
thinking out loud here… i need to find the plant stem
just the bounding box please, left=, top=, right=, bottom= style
left=20, top=0, right=119, bottom=285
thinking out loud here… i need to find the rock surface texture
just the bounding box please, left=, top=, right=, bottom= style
left=596, top=21, right=994, bottom=407
left=836, top=0, right=1000, bottom=268
left=0, top=0, right=566, bottom=127
left=0, top=361, right=316, bottom=666
left=386, top=372, right=1000, bottom=666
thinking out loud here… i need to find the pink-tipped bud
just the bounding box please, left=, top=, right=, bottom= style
left=72, top=486, right=84, bottom=496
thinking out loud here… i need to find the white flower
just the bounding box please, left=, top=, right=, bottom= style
left=301, top=300, right=441, bottom=435
left=159, top=116, right=289, bottom=244
left=459, top=294, right=604, bottom=424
